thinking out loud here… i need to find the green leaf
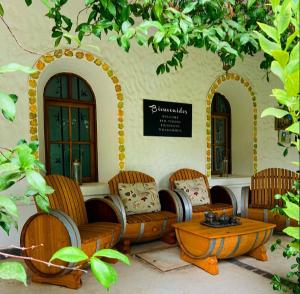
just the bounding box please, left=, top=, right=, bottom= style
left=289, top=42, right=299, bottom=64
left=271, top=89, right=290, bottom=105
left=50, top=247, right=88, bottom=263
left=0, top=63, right=36, bottom=74
left=0, top=195, right=18, bottom=217
left=261, top=107, right=289, bottom=118
left=25, top=170, right=46, bottom=194
left=283, top=226, right=300, bottom=239
left=254, top=31, right=281, bottom=56
left=182, top=2, right=197, bottom=14
left=270, top=0, right=280, bottom=10
left=90, top=257, right=115, bottom=289
left=107, top=1, right=116, bottom=16
left=282, top=201, right=300, bottom=221
left=154, top=0, right=163, bottom=19
left=286, top=122, right=299, bottom=135
left=0, top=163, right=20, bottom=178
left=257, top=22, right=279, bottom=42
left=247, top=0, right=256, bottom=9
left=0, top=92, right=16, bottom=121
left=34, top=194, right=49, bottom=212
left=93, top=249, right=130, bottom=265
left=25, top=0, right=32, bottom=6
left=277, top=1, right=292, bottom=34
left=0, top=3, right=4, bottom=16
left=271, top=61, right=284, bottom=82
left=271, top=50, right=289, bottom=67
left=153, top=31, right=165, bottom=43
left=0, top=262, right=27, bottom=285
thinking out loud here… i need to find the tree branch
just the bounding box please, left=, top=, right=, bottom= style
left=0, top=16, right=43, bottom=55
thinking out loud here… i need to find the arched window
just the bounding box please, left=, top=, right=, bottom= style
left=44, top=73, right=97, bottom=182
left=211, top=93, right=231, bottom=175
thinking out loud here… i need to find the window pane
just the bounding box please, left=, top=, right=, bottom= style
left=215, top=118, right=225, bottom=144
left=48, top=106, right=69, bottom=141
left=72, top=144, right=91, bottom=177
left=71, top=76, right=93, bottom=102
left=45, top=75, right=68, bottom=98
left=215, top=146, right=225, bottom=172
left=71, top=108, right=90, bottom=141
left=50, top=144, right=70, bottom=177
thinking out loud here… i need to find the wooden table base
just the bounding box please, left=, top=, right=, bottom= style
left=180, top=244, right=268, bottom=275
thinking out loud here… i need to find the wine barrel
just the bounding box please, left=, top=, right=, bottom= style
left=124, top=212, right=177, bottom=243
left=20, top=209, right=81, bottom=277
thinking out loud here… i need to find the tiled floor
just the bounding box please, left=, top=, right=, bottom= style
left=0, top=235, right=295, bottom=294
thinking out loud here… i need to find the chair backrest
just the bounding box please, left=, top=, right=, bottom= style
left=108, top=171, right=155, bottom=195
left=251, top=168, right=299, bottom=208
left=44, top=175, right=88, bottom=226
left=169, top=168, right=211, bottom=201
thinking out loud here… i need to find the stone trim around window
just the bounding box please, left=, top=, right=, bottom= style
left=28, top=49, right=125, bottom=171
left=206, top=72, right=257, bottom=177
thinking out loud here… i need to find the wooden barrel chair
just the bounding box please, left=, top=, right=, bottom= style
left=241, top=168, right=299, bottom=231
left=20, top=175, right=123, bottom=289
left=108, top=171, right=184, bottom=252
left=169, top=168, right=237, bottom=221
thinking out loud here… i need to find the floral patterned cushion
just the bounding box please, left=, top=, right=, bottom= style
left=174, top=178, right=210, bottom=206
left=118, top=182, right=161, bottom=216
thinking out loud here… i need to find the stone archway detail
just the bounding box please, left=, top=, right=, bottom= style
left=205, top=72, right=257, bottom=177
left=28, top=49, right=125, bottom=171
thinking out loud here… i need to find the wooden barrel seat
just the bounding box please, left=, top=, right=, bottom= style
left=20, top=175, right=122, bottom=289
left=241, top=168, right=299, bottom=231
left=169, top=168, right=237, bottom=221
left=108, top=171, right=184, bottom=251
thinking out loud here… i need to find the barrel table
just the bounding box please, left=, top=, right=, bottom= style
left=173, top=218, right=276, bottom=275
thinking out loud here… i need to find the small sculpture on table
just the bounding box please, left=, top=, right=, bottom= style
left=202, top=211, right=240, bottom=227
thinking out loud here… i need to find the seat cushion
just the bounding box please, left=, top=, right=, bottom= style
left=118, top=182, right=161, bottom=215
left=174, top=178, right=210, bottom=206
left=79, top=222, right=121, bottom=257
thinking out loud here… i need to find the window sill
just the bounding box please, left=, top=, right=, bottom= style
left=80, top=182, right=110, bottom=197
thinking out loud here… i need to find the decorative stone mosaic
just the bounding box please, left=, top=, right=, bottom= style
left=28, top=49, right=126, bottom=171
left=206, top=72, right=257, bottom=177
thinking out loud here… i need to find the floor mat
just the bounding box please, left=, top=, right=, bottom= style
left=135, top=246, right=192, bottom=272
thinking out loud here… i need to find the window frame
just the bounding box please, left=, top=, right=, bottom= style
left=44, top=72, right=98, bottom=182
left=211, top=93, right=232, bottom=175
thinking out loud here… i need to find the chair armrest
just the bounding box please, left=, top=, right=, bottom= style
left=241, top=186, right=251, bottom=217
left=20, top=209, right=82, bottom=273
left=85, top=197, right=126, bottom=242
left=105, top=195, right=127, bottom=241
left=210, top=185, right=238, bottom=216
left=158, top=189, right=184, bottom=222
left=173, top=189, right=193, bottom=222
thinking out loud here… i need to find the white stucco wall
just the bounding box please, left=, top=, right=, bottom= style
left=0, top=1, right=298, bottom=246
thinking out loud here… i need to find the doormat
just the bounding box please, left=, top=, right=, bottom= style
left=135, top=246, right=192, bottom=272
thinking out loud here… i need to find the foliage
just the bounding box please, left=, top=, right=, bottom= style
left=25, top=0, right=277, bottom=73
left=257, top=0, right=299, bottom=293
left=50, top=247, right=130, bottom=289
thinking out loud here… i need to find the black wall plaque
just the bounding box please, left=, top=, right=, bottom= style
left=143, top=99, right=192, bottom=137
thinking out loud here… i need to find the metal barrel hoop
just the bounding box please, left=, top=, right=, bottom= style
left=174, top=189, right=193, bottom=221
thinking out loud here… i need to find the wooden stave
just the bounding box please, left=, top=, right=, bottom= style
left=159, top=189, right=184, bottom=222
left=123, top=218, right=176, bottom=243
left=20, top=209, right=81, bottom=277
left=175, top=228, right=274, bottom=260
